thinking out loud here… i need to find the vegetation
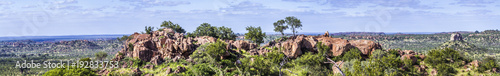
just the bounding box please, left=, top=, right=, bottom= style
left=244, top=26, right=266, bottom=44
left=42, top=58, right=97, bottom=76
left=273, top=16, right=302, bottom=36
left=188, top=23, right=236, bottom=40
left=160, top=20, right=186, bottom=33
left=95, top=51, right=108, bottom=61
left=477, top=57, right=499, bottom=72
left=144, top=26, right=154, bottom=34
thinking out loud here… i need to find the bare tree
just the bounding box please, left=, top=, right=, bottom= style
left=324, top=57, right=345, bottom=76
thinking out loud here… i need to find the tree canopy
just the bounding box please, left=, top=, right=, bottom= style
left=189, top=23, right=236, bottom=40
left=160, top=20, right=186, bottom=33
left=273, top=16, right=302, bottom=36
left=244, top=26, right=266, bottom=44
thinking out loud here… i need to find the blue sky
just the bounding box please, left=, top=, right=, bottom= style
left=0, top=0, right=499, bottom=36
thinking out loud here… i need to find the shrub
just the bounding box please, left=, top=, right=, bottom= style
left=333, top=48, right=363, bottom=61
left=436, top=64, right=457, bottom=76
left=205, top=40, right=227, bottom=60
left=95, top=51, right=108, bottom=61
left=128, top=43, right=134, bottom=51
left=477, top=57, right=499, bottom=72
left=424, top=48, right=466, bottom=67
left=144, top=26, right=153, bottom=34
left=43, top=58, right=96, bottom=76
left=160, top=20, right=186, bottom=33
left=370, top=49, right=385, bottom=59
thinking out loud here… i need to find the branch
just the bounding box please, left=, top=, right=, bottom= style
left=324, top=57, right=345, bottom=76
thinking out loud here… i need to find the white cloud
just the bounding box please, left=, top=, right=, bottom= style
left=0, top=1, right=13, bottom=6
left=456, top=9, right=493, bottom=16
left=452, top=0, right=496, bottom=7
left=53, top=0, right=78, bottom=5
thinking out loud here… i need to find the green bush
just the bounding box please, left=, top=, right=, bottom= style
left=332, top=48, right=363, bottom=61
left=316, top=42, right=331, bottom=56
left=160, top=20, right=186, bottom=33
left=370, top=49, right=385, bottom=59
left=292, top=52, right=330, bottom=76
left=424, top=48, right=466, bottom=67
left=144, top=26, right=154, bottom=34
left=43, top=58, right=96, bottom=76
left=436, top=64, right=457, bottom=76
left=205, top=40, right=227, bottom=60
left=128, top=43, right=134, bottom=51
left=95, top=51, right=108, bottom=61
left=477, top=57, right=499, bottom=72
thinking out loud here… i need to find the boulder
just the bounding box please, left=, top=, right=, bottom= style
left=401, top=54, right=417, bottom=64
left=281, top=39, right=302, bottom=58
left=174, top=66, right=186, bottom=74
left=194, top=36, right=216, bottom=45
left=143, top=64, right=154, bottom=69
left=469, top=60, right=480, bottom=67
left=322, top=31, right=330, bottom=37
left=317, top=37, right=353, bottom=56
left=98, top=69, right=110, bottom=75
left=349, top=40, right=382, bottom=56
left=132, top=41, right=155, bottom=62
left=150, top=56, right=164, bottom=65
left=403, top=50, right=415, bottom=55
left=132, top=68, right=143, bottom=76
left=302, top=36, right=317, bottom=52
left=233, top=40, right=250, bottom=51
left=165, top=67, right=172, bottom=74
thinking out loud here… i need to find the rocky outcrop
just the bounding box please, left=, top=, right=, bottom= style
left=317, top=37, right=354, bottom=56
left=450, top=33, right=463, bottom=41
left=114, top=29, right=383, bottom=66
left=349, top=40, right=382, bottom=56
left=133, top=39, right=160, bottom=62
left=255, top=33, right=381, bottom=58
left=232, top=40, right=257, bottom=51
left=322, top=31, right=330, bottom=37
left=150, top=56, right=164, bottom=65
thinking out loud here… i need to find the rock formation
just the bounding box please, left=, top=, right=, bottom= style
left=450, top=33, right=463, bottom=41
left=113, top=28, right=382, bottom=65
left=349, top=40, right=382, bottom=56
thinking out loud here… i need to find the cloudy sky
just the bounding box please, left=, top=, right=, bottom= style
left=0, top=0, right=499, bottom=36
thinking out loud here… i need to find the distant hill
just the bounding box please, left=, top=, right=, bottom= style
left=0, top=34, right=127, bottom=42
left=439, top=33, right=487, bottom=53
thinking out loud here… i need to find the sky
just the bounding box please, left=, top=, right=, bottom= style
left=0, top=0, right=499, bottom=37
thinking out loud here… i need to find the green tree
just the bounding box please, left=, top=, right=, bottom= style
left=217, top=26, right=237, bottom=40
left=191, top=23, right=217, bottom=38
left=244, top=26, right=266, bottom=44
left=95, top=51, right=108, bottom=61
left=190, top=23, right=236, bottom=40
left=160, top=20, right=186, bottom=33
left=273, top=20, right=288, bottom=36
left=274, top=16, right=302, bottom=36
left=144, top=26, right=154, bottom=34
